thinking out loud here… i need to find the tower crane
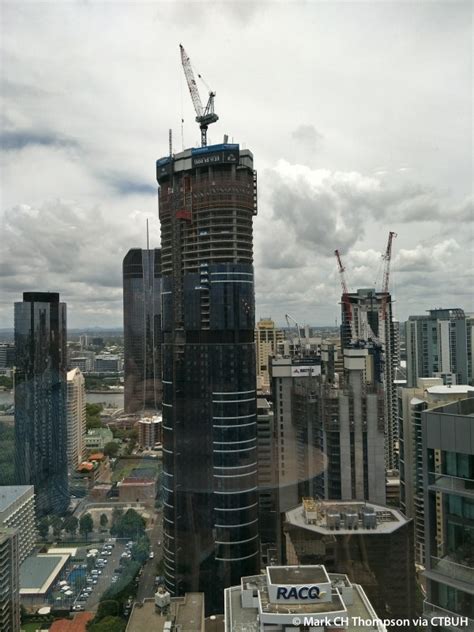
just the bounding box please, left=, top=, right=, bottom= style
left=179, top=44, right=219, bottom=147
left=379, top=231, right=397, bottom=321
left=285, top=313, right=303, bottom=354
left=334, top=249, right=355, bottom=341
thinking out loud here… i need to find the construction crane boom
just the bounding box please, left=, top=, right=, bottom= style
left=179, top=44, right=219, bottom=147
left=380, top=231, right=397, bottom=320
left=335, top=249, right=355, bottom=341
left=285, top=313, right=303, bottom=354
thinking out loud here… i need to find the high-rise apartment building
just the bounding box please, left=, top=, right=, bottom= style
left=422, top=395, right=474, bottom=629
left=406, top=308, right=473, bottom=388
left=341, top=288, right=398, bottom=469
left=255, top=318, right=284, bottom=392
left=0, top=528, right=20, bottom=632
left=0, top=485, right=36, bottom=564
left=0, top=344, right=15, bottom=369
left=398, top=378, right=474, bottom=565
left=14, top=292, right=69, bottom=515
left=156, top=143, right=259, bottom=612
left=66, top=368, right=86, bottom=471
left=123, top=248, right=162, bottom=413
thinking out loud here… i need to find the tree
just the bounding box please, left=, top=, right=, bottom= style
left=104, top=442, right=119, bottom=458
left=86, top=403, right=103, bottom=430
left=96, top=600, right=119, bottom=620
left=131, top=535, right=150, bottom=564
left=110, top=508, right=145, bottom=538
left=89, top=616, right=126, bottom=632
left=100, top=513, right=109, bottom=530
left=50, top=515, right=63, bottom=540
left=63, top=515, right=79, bottom=537
left=79, top=513, right=94, bottom=541
left=37, top=516, right=50, bottom=540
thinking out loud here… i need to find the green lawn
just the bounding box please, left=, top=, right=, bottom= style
left=21, top=623, right=50, bottom=632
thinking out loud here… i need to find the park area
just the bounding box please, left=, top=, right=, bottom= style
left=111, top=457, right=161, bottom=484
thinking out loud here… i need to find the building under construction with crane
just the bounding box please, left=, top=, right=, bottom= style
left=156, top=46, right=259, bottom=612
left=335, top=233, right=399, bottom=470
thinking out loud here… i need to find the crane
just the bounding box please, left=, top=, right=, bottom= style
left=334, top=249, right=355, bottom=341
left=179, top=44, right=219, bottom=147
left=285, top=313, right=303, bottom=354
left=379, top=231, right=397, bottom=321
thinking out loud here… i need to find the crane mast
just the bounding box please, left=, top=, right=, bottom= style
left=285, top=313, right=303, bottom=355
left=180, top=44, right=219, bottom=147
left=380, top=231, right=397, bottom=321
left=335, top=249, right=355, bottom=341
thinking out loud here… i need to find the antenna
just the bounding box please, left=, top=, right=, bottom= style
left=146, top=218, right=150, bottom=251
left=169, top=129, right=173, bottom=157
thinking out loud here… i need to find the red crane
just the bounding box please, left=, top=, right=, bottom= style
left=380, top=231, right=397, bottom=320
left=335, top=249, right=355, bottom=340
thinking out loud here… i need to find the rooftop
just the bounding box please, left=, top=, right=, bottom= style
left=0, top=485, right=34, bottom=514
left=286, top=499, right=408, bottom=535
left=127, top=593, right=204, bottom=632
left=20, top=553, right=69, bottom=594
left=428, top=385, right=474, bottom=395
left=267, top=566, right=329, bottom=585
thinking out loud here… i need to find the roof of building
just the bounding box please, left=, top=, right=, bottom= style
left=286, top=499, right=408, bottom=535
left=428, top=385, right=474, bottom=395
left=0, top=485, right=34, bottom=513
left=127, top=593, right=204, bottom=632
left=118, top=478, right=155, bottom=487
left=49, top=612, right=94, bottom=632
left=20, top=553, right=69, bottom=594
left=267, top=566, right=329, bottom=585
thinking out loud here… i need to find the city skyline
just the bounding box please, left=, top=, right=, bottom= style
left=1, top=2, right=472, bottom=329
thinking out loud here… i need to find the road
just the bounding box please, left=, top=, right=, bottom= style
left=136, top=515, right=163, bottom=602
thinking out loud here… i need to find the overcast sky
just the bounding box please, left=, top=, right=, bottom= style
left=1, top=1, right=472, bottom=329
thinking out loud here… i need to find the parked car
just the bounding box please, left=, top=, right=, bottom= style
left=149, top=551, right=154, bottom=559
left=72, top=604, right=84, bottom=611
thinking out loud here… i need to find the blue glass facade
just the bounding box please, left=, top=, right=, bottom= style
left=123, top=248, right=162, bottom=413
left=14, top=292, right=69, bottom=515
left=157, top=146, right=259, bottom=612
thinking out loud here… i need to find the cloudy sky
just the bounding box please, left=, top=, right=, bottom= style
left=1, top=1, right=472, bottom=329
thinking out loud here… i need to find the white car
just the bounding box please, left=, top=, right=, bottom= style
left=149, top=552, right=154, bottom=559
left=72, top=604, right=84, bottom=611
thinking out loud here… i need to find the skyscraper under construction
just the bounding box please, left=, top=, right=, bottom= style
left=156, top=142, right=259, bottom=612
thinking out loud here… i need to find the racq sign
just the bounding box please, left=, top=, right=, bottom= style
left=276, top=586, right=321, bottom=600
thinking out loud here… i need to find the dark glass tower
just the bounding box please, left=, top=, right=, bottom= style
left=123, top=248, right=162, bottom=413
left=14, top=292, right=69, bottom=515
left=156, top=144, right=259, bottom=612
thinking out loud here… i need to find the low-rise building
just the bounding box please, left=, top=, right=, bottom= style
left=19, top=553, right=69, bottom=607
left=84, top=427, right=115, bottom=451
left=126, top=591, right=205, bottom=632
left=117, top=478, right=156, bottom=507
left=284, top=499, right=416, bottom=622
left=225, top=565, right=387, bottom=632
left=0, top=485, right=36, bottom=564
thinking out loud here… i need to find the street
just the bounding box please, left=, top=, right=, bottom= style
left=136, top=515, right=163, bottom=602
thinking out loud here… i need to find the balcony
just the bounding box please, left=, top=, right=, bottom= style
left=430, top=556, right=474, bottom=586
left=428, top=473, right=474, bottom=497
left=423, top=601, right=474, bottom=631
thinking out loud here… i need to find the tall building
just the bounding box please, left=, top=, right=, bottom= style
left=398, top=378, right=474, bottom=565
left=284, top=499, right=416, bottom=621
left=0, top=485, right=36, bottom=564
left=66, top=368, right=86, bottom=471
left=123, top=248, right=162, bottom=413
left=422, top=395, right=474, bottom=628
left=14, top=292, right=69, bottom=515
left=0, top=343, right=15, bottom=368
left=406, top=308, right=473, bottom=388
left=271, top=346, right=386, bottom=517
left=0, top=528, right=20, bottom=632
left=156, top=143, right=259, bottom=612
left=341, top=288, right=398, bottom=469
left=255, top=318, right=284, bottom=392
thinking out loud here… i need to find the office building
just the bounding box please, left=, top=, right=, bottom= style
left=422, top=395, right=474, bottom=628
left=94, top=354, right=121, bottom=373
left=406, top=308, right=473, bottom=388
left=123, top=248, right=162, bottom=413
left=14, top=292, right=69, bottom=515
left=224, top=565, right=387, bottom=632
left=0, top=343, right=15, bottom=369
left=0, top=485, right=36, bottom=564
left=256, top=397, right=278, bottom=565
left=157, top=142, right=259, bottom=611
left=66, top=368, right=86, bottom=470
left=284, top=499, right=416, bottom=621
left=255, top=318, right=284, bottom=392
left=271, top=346, right=386, bottom=517
left=138, top=413, right=162, bottom=449
left=398, top=378, right=474, bottom=565
left=0, top=528, right=20, bottom=632
left=341, top=288, right=398, bottom=470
